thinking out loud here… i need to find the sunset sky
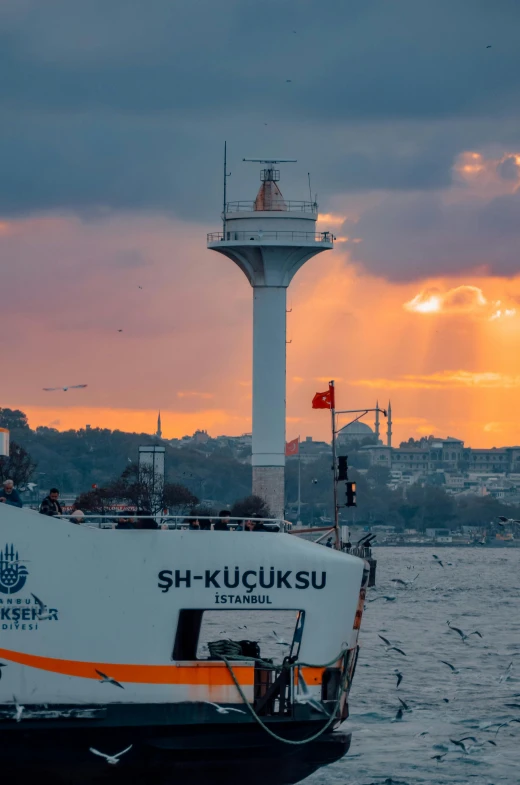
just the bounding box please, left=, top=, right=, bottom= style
left=3, top=1, right=520, bottom=448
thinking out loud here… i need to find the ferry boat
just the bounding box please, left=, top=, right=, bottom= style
left=0, top=506, right=367, bottom=784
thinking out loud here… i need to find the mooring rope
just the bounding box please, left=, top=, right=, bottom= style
left=219, top=649, right=351, bottom=746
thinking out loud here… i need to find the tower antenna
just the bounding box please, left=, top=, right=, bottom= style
left=308, top=172, right=312, bottom=202
left=223, top=141, right=231, bottom=238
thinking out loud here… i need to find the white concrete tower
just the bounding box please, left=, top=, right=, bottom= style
left=207, top=159, right=333, bottom=517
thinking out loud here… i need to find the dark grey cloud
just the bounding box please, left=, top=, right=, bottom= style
left=497, top=155, right=520, bottom=180
left=348, top=189, right=520, bottom=281
left=2, top=0, right=520, bottom=218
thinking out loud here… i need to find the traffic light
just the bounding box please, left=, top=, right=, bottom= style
left=337, top=455, right=348, bottom=482
left=346, top=481, right=357, bottom=507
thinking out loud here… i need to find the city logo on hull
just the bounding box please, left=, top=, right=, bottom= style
left=0, top=543, right=59, bottom=631
left=0, top=544, right=28, bottom=595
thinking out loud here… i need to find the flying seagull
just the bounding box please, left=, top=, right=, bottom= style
left=117, top=329, right=123, bottom=332
left=398, top=697, right=411, bottom=712
left=272, top=630, right=290, bottom=646
left=392, top=707, right=403, bottom=722
left=378, top=634, right=407, bottom=656
left=432, top=554, right=444, bottom=567
left=450, top=736, right=477, bottom=753
left=440, top=660, right=458, bottom=673
left=203, top=701, right=245, bottom=715
left=431, top=753, right=447, bottom=763
left=43, top=384, right=88, bottom=392
left=499, top=662, right=513, bottom=683
left=394, top=669, right=403, bottom=688
left=95, top=669, right=124, bottom=689
left=31, top=593, right=52, bottom=620
left=486, top=44, right=492, bottom=48
left=89, top=745, right=132, bottom=765
left=447, top=621, right=482, bottom=643
left=296, top=672, right=330, bottom=715
left=495, top=718, right=520, bottom=737
left=12, top=698, right=24, bottom=723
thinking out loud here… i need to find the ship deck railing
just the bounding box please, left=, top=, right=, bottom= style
left=225, top=199, right=318, bottom=213
left=345, top=544, right=373, bottom=559
left=51, top=514, right=289, bottom=531
left=207, top=230, right=333, bottom=244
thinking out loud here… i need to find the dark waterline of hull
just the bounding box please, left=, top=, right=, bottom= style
left=1, top=724, right=352, bottom=785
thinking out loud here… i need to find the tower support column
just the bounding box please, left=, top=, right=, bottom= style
left=252, top=286, right=286, bottom=518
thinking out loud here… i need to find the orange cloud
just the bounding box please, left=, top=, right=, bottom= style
left=405, top=285, right=518, bottom=322
left=352, top=371, right=520, bottom=390
left=15, top=406, right=250, bottom=439
left=404, top=285, right=487, bottom=315
left=317, top=213, right=346, bottom=227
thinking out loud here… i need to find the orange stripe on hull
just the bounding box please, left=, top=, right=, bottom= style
left=0, top=648, right=324, bottom=687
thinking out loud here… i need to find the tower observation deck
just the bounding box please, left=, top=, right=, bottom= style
left=207, top=160, right=333, bottom=517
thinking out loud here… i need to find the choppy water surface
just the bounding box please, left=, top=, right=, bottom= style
left=303, top=546, right=520, bottom=785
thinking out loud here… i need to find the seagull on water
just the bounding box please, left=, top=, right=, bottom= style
left=95, top=669, right=124, bottom=689
left=43, top=384, right=88, bottom=392
left=447, top=621, right=482, bottom=643
left=272, top=630, right=290, bottom=646
left=89, top=745, right=132, bottom=765
left=392, top=707, right=403, bottom=722
left=378, top=634, right=407, bottom=656
left=204, top=701, right=245, bottom=715
left=390, top=573, right=420, bottom=588
left=369, top=595, right=396, bottom=603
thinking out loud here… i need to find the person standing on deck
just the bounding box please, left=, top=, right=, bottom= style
left=0, top=479, right=23, bottom=508
left=39, top=487, right=63, bottom=517
left=214, top=510, right=231, bottom=531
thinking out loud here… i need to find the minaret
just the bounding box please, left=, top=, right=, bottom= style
left=208, top=159, right=333, bottom=517
left=374, top=400, right=380, bottom=442
left=387, top=401, right=392, bottom=448
left=156, top=411, right=162, bottom=439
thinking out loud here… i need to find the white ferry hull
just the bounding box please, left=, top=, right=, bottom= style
left=0, top=506, right=365, bottom=783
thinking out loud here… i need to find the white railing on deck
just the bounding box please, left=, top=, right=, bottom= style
left=52, top=514, right=288, bottom=531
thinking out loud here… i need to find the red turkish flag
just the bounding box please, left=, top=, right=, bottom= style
left=285, top=437, right=299, bottom=456
left=312, top=383, right=335, bottom=409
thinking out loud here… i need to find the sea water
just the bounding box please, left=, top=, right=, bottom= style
left=303, top=546, right=520, bottom=785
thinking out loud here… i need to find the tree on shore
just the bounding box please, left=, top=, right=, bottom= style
left=0, top=442, right=36, bottom=487
left=231, top=494, right=271, bottom=519
left=76, top=462, right=198, bottom=515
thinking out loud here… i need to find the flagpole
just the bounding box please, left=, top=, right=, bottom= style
left=330, top=380, right=340, bottom=549
left=297, top=435, right=301, bottom=524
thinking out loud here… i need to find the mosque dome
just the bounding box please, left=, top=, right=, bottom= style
left=337, top=421, right=376, bottom=445
left=338, top=421, right=374, bottom=436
